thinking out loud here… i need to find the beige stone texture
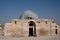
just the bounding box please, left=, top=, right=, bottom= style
left=4, top=19, right=60, bottom=37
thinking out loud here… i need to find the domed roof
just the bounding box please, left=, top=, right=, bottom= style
left=19, top=10, right=39, bottom=19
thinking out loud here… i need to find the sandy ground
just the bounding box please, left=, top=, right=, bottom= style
left=0, top=35, right=60, bottom=40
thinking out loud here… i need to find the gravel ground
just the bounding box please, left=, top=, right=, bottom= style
left=0, top=35, right=60, bottom=40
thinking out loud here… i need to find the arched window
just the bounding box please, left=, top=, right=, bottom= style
left=29, top=22, right=33, bottom=26
left=27, top=17, right=32, bottom=19
left=52, top=21, right=54, bottom=23
left=30, top=17, right=32, bottom=19
left=55, top=26, right=57, bottom=28
left=28, top=17, right=29, bottom=19
left=45, top=21, right=47, bottom=24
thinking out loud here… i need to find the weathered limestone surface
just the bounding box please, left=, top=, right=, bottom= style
left=4, top=19, right=60, bottom=37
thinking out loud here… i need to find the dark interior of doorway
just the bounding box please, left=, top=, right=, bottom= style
left=55, top=29, right=57, bottom=34
left=29, top=28, right=33, bottom=36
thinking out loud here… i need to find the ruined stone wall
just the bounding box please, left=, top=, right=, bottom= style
left=4, top=19, right=60, bottom=37
left=36, top=20, right=57, bottom=36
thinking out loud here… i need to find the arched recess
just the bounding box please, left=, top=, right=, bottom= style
left=28, top=21, right=37, bottom=37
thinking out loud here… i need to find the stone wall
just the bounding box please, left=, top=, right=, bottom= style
left=4, top=19, right=60, bottom=37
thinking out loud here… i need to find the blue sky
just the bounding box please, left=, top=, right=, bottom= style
left=0, top=0, right=60, bottom=25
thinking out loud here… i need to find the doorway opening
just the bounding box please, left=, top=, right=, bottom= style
left=55, top=29, right=57, bottom=34
left=29, top=28, right=33, bottom=36
left=28, top=21, right=37, bottom=37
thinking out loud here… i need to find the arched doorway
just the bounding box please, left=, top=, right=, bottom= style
left=28, top=21, right=37, bottom=37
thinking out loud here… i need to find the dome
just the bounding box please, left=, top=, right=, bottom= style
left=19, top=10, right=39, bottom=19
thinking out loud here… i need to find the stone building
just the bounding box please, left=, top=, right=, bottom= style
left=4, top=10, right=60, bottom=37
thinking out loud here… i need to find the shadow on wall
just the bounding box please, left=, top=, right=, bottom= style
left=39, top=28, right=48, bottom=36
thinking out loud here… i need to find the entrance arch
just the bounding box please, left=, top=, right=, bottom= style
left=28, top=21, right=37, bottom=37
